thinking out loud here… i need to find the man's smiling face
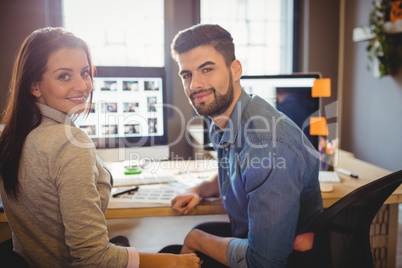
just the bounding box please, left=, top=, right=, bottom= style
left=177, top=45, right=235, bottom=117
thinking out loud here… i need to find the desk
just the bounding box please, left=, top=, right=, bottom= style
left=105, top=199, right=226, bottom=219
left=0, top=151, right=400, bottom=266
left=0, top=151, right=398, bottom=221
left=322, top=150, right=402, bottom=207
left=105, top=151, right=400, bottom=215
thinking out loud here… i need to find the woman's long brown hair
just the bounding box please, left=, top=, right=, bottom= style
left=0, top=27, right=94, bottom=199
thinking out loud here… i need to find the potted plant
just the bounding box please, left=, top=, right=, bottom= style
left=366, top=0, right=402, bottom=77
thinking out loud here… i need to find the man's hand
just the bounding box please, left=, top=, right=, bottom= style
left=171, top=173, right=219, bottom=215
left=180, top=228, right=233, bottom=267
left=180, top=228, right=200, bottom=254
left=171, top=193, right=201, bottom=215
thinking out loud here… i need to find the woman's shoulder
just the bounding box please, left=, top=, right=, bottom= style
left=28, top=120, right=94, bottom=151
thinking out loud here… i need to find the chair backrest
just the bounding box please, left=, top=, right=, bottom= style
left=0, top=238, right=29, bottom=267
left=288, top=169, right=402, bottom=268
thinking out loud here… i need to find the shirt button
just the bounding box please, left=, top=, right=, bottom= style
left=226, top=172, right=230, bottom=176
left=222, top=196, right=226, bottom=201
left=224, top=147, right=229, bottom=152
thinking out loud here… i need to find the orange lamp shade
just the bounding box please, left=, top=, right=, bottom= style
left=312, top=78, right=331, bottom=97
left=310, top=117, right=329, bottom=136
left=390, top=1, right=402, bottom=22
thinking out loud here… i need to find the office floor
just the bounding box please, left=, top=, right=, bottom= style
left=108, top=205, right=402, bottom=267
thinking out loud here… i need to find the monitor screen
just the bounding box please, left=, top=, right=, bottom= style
left=204, top=73, right=321, bottom=150
left=76, top=66, right=167, bottom=148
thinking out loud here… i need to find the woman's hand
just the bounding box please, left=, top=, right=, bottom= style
left=139, top=252, right=201, bottom=267
left=174, top=253, right=202, bottom=268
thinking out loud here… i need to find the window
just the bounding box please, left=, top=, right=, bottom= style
left=62, top=0, right=165, bottom=67
left=200, top=0, right=293, bottom=75
left=63, top=1, right=168, bottom=149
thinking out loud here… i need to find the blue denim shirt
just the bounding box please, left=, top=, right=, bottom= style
left=209, top=90, right=323, bottom=267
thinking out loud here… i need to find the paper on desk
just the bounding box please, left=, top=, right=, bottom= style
left=108, top=171, right=218, bottom=208
left=110, top=184, right=180, bottom=204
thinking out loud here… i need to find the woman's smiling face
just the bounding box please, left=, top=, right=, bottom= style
left=31, top=47, right=93, bottom=114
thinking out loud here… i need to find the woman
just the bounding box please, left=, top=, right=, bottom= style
left=0, top=27, right=201, bottom=268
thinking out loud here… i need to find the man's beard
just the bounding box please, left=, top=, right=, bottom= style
left=190, top=77, right=234, bottom=118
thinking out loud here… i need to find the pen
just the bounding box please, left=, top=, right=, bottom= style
left=112, top=186, right=139, bottom=197
left=336, top=168, right=359, bottom=179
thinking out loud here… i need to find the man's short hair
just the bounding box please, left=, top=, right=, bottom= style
left=171, top=24, right=236, bottom=67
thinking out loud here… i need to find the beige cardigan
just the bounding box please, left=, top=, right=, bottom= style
left=0, top=103, right=138, bottom=267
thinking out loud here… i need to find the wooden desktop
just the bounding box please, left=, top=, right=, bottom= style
left=102, top=150, right=400, bottom=216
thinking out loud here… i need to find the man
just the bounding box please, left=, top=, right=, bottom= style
left=169, top=24, right=323, bottom=267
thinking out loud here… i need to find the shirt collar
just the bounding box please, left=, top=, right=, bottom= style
left=37, top=103, right=76, bottom=127
left=210, top=90, right=251, bottom=146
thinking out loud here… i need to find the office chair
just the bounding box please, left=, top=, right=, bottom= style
left=288, top=169, right=402, bottom=268
left=0, top=197, right=29, bottom=266
left=0, top=238, right=29, bottom=267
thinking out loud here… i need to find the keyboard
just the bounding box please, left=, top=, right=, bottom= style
left=107, top=161, right=177, bottom=187
left=319, top=171, right=341, bottom=183
left=113, top=173, right=177, bottom=187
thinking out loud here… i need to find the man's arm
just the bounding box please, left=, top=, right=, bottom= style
left=171, top=172, right=219, bottom=214
left=180, top=229, right=234, bottom=267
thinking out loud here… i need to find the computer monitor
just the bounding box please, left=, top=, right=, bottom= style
left=76, top=66, right=167, bottom=148
left=204, top=73, right=321, bottom=150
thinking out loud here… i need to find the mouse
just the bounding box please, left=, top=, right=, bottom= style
left=320, top=183, right=334, bottom=193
